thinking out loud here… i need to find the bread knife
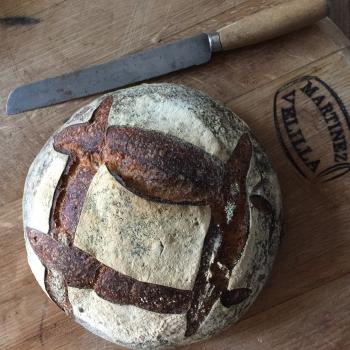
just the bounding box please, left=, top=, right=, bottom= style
left=6, top=0, right=329, bottom=115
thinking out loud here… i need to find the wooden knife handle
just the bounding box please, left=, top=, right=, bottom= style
left=217, top=0, right=329, bottom=51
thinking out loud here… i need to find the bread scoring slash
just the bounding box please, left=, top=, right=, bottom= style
left=23, top=84, right=282, bottom=349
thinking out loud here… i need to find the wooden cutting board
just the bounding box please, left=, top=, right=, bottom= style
left=1, top=1, right=350, bottom=349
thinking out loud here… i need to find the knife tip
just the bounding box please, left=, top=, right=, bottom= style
left=5, top=88, right=26, bottom=115
left=6, top=89, right=18, bottom=115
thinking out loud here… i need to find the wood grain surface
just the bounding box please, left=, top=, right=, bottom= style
left=330, top=0, right=350, bottom=38
left=1, top=1, right=350, bottom=349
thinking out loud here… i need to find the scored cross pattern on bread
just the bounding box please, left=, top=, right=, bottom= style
left=27, top=97, right=273, bottom=336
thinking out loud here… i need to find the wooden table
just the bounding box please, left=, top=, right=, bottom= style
left=1, top=1, right=350, bottom=349
left=330, top=0, right=350, bottom=38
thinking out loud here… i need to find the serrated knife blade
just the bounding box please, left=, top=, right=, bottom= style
left=6, top=34, right=215, bottom=115
left=6, top=0, right=328, bottom=115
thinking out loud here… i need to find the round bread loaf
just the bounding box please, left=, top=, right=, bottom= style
left=23, top=83, right=282, bottom=349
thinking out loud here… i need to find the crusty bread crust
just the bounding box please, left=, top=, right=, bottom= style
left=23, top=83, right=282, bottom=349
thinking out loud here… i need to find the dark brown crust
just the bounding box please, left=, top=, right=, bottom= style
left=28, top=228, right=100, bottom=288
left=220, top=288, right=252, bottom=308
left=250, top=194, right=273, bottom=215
left=185, top=134, right=253, bottom=337
left=51, top=97, right=112, bottom=245
left=214, top=133, right=252, bottom=268
left=28, top=228, right=192, bottom=314
left=105, top=127, right=223, bottom=205
left=44, top=97, right=113, bottom=312
left=95, top=267, right=191, bottom=314
left=185, top=220, right=222, bottom=335
left=29, top=96, right=261, bottom=336
left=51, top=165, right=95, bottom=243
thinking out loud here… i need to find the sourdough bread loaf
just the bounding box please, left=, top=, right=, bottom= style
left=23, top=83, right=282, bottom=349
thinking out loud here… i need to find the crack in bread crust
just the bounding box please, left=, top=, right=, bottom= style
left=27, top=96, right=273, bottom=335
left=43, top=97, right=113, bottom=314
